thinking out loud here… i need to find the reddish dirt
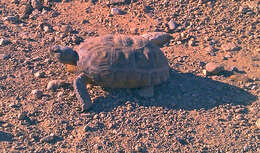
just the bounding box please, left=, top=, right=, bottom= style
left=0, top=0, right=259, bottom=152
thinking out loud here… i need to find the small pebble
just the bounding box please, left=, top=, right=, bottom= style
left=224, top=52, right=232, bottom=58
left=2, top=123, right=10, bottom=127
left=223, top=52, right=232, bottom=60
left=205, top=46, right=215, bottom=53
left=12, top=0, right=19, bottom=4
left=47, top=80, right=65, bottom=91
left=86, top=84, right=93, bottom=89
left=93, top=144, right=102, bottom=150
left=44, top=58, right=52, bottom=64
left=235, top=114, right=244, bottom=120
left=0, top=54, right=10, bottom=60
left=256, top=118, right=260, bottom=128
left=57, top=91, right=64, bottom=97
left=209, top=52, right=216, bottom=56
left=31, top=89, right=43, bottom=99
left=230, top=66, right=239, bottom=72
left=34, top=71, right=45, bottom=78
left=204, top=62, right=224, bottom=75
left=107, top=0, right=127, bottom=5
left=99, top=113, right=106, bottom=118
left=177, top=41, right=182, bottom=45
left=9, top=102, right=21, bottom=108
left=107, top=123, right=114, bottom=129
left=0, top=38, right=11, bottom=46
left=40, top=133, right=56, bottom=143
left=221, top=42, right=239, bottom=51
left=31, top=0, right=43, bottom=10
left=168, top=20, right=177, bottom=30
left=130, top=27, right=138, bottom=34
left=61, top=25, right=73, bottom=33
left=188, top=39, right=195, bottom=46
left=18, top=112, right=28, bottom=120
left=256, top=48, right=260, bottom=53
left=111, top=8, right=122, bottom=15
left=3, top=16, right=19, bottom=23
left=234, top=107, right=246, bottom=113
left=134, top=145, right=143, bottom=152
left=84, top=125, right=93, bottom=132
left=93, top=114, right=99, bottom=119
left=82, top=19, right=89, bottom=24
left=43, top=25, right=51, bottom=32
left=126, top=105, right=132, bottom=111
left=243, top=144, right=249, bottom=151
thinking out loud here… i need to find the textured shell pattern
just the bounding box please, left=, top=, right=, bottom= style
left=75, top=34, right=170, bottom=88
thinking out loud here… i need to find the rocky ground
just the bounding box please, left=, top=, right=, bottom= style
left=0, top=0, right=260, bottom=152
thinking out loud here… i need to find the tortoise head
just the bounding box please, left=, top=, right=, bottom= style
left=50, top=46, right=79, bottom=65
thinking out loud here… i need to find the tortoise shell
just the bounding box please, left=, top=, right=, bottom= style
left=75, top=34, right=170, bottom=88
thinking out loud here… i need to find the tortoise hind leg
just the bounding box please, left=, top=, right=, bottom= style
left=73, top=73, right=92, bottom=111
left=137, top=86, right=154, bottom=98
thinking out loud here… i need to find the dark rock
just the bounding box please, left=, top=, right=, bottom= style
left=90, top=0, right=98, bottom=4
left=82, top=19, right=89, bottom=24
left=40, top=133, right=61, bottom=143
left=12, top=0, right=19, bottom=4
left=177, top=137, right=188, bottom=145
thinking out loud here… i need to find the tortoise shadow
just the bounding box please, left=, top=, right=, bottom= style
left=90, top=70, right=258, bottom=113
left=0, top=131, right=13, bottom=142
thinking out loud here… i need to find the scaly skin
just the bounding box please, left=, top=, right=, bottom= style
left=73, top=73, right=92, bottom=111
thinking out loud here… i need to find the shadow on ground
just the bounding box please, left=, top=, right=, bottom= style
left=89, top=70, right=258, bottom=113
left=0, top=130, right=13, bottom=142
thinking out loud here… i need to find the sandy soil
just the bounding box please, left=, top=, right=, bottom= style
left=0, top=0, right=259, bottom=152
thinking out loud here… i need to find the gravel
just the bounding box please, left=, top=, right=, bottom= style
left=0, top=0, right=259, bottom=152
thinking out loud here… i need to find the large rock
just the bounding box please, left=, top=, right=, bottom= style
left=203, top=62, right=224, bottom=76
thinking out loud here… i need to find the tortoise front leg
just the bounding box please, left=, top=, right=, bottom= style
left=73, top=73, right=92, bottom=111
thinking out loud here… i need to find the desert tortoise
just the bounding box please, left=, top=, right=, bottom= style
left=50, top=33, right=170, bottom=111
